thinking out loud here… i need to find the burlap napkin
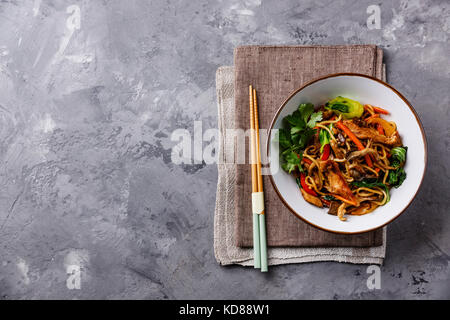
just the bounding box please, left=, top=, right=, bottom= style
left=234, top=45, right=384, bottom=247
left=214, top=65, right=386, bottom=266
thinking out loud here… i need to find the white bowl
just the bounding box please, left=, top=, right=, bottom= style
left=267, top=73, right=427, bottom=234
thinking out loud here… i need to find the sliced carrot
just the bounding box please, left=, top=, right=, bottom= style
left=333, top=194, right=358, bottom=207
left=336, top=121, right=363, bottom=148
left=372, top=105, right=390, bottom=115
left=375, top=167, right=381, bottom=173
left=364, top=154, right=374, bottom=168
left=296, top=153, right=315, bottom=168
left=336, top=121, right=373, bottom=167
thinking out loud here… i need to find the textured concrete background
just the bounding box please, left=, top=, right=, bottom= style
left=0, top=0, right=448, bottom=299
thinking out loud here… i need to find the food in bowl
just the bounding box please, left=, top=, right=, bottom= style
left=278, top=96, right=407, bottom=221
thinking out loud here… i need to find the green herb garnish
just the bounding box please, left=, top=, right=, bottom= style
left=278, top=103, right=322, bottom=173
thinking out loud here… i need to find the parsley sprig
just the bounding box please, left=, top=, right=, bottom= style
left=277, top=103, right=322, bottom=173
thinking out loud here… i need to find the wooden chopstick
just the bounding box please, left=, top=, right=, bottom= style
left=249, top=85, right=261, bottom=269
left=253, top=89, right=263, bottom=197
left=252, top=88, right=268, bottom=272
left=249, top=86, right=258, bottom=195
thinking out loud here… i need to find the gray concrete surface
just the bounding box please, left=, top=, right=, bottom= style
left=0, top=0, right=449, bottom=299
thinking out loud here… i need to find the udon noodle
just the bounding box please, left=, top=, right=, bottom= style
left=280, top=97, right=407, bottom=221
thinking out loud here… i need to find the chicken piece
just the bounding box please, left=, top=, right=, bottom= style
left=343, top=120, right=402, bottom=147
left=300, top=188, right=323, bottom=208
left=327, top=170, right=357, bottom=203
left=330, top=139, right=345, bottom=159
left=319, top=160, right=359, bottom=206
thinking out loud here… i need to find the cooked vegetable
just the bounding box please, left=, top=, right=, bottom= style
left=388, top=167, right=406, bottom=188
left=367, top=117, right=396, bottom=136
left=371, top=105, right=390, bottom=115
left=385, top=147, right=407, bottom=188
left=342, top=120, right=402, bottom=147
left=376, top=123, right=384, bottom=135
left=297, top=173, right=318, bottom=197
left=336, top=121, right=373, bottom=167
left=321, top=144, right=331, bottom=161
left=333, top=194, right=358, bottom=207
left=336, top=121, right=363, bottom=149
left=279, top=103, right=322, bottom=173
left=390, top=146, right=407, bottom=167
left=319, top=129, right=330, bottom=153
left=325, top=96, right=364, bottom=119
left=328, top=201, right=340, bottom=215
left=279, top=97, right=406, bottom=221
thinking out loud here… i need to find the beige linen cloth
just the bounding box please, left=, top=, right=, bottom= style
left=214, top=66, right=387, bottom=266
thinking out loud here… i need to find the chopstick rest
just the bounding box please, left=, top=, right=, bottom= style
left=251, top=192, right=265, bottom=215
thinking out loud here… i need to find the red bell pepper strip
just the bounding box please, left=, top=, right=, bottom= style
left=296, top=152, right=311, bottom=165
left=321, top=144, right=331, bottom=161
left=300, top=173, right=317, bottom=196
left=376, top=123, right=385, bottom=135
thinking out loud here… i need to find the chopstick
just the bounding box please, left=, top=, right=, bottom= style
left=249, top=85, right=268, bottom=272
left=249, top=85, right=261, bottom=269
